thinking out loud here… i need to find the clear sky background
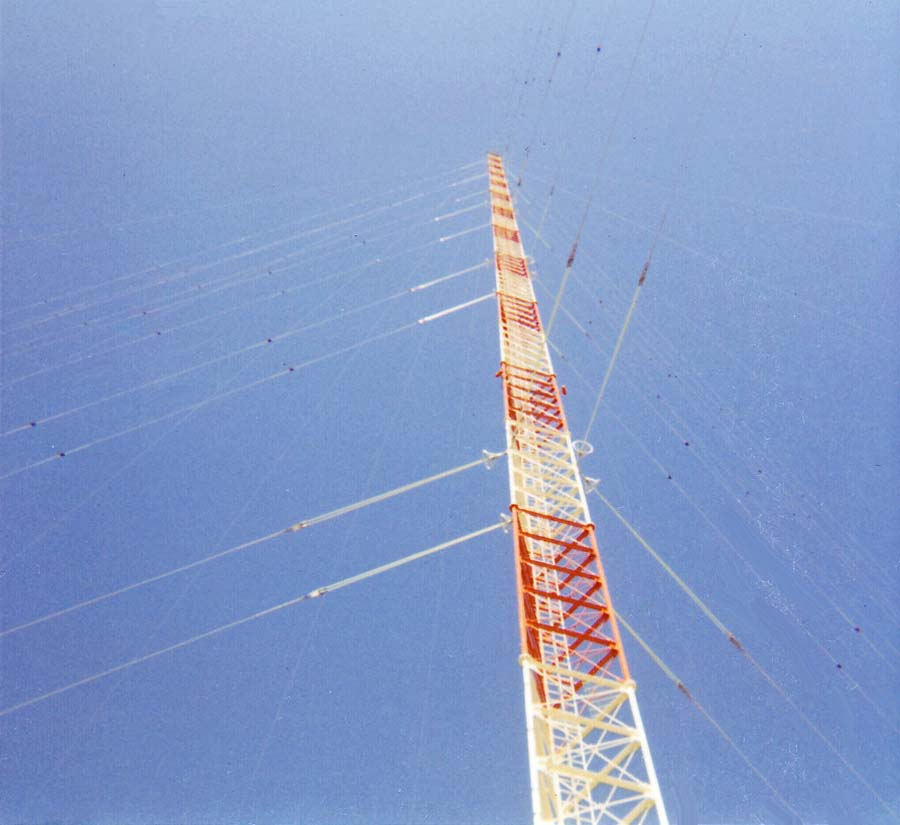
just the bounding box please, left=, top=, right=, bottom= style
left=1, top=2, right=898, bottom=824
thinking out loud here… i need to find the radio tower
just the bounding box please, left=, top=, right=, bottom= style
left=488, top=153, right=668, bottom=824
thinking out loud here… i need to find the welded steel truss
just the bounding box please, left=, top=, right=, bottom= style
left=488, top=154, right=668, bottom=825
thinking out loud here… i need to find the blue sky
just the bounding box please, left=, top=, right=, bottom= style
left=1, top=2, right=898, bottom=823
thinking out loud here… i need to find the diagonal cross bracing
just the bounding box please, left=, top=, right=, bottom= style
left=488, top=154, right=668, bottom=825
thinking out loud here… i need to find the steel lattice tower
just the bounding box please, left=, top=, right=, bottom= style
left=488, top=154, right=668, bottom=824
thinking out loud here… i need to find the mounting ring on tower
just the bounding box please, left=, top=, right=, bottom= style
left=572, top=440, right=593, bottom=459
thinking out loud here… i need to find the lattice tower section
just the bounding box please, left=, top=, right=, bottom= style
left=487, top=154, right=668, bottom=825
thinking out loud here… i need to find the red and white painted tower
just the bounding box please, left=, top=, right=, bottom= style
left=488, top=153, right=668, bottom=824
